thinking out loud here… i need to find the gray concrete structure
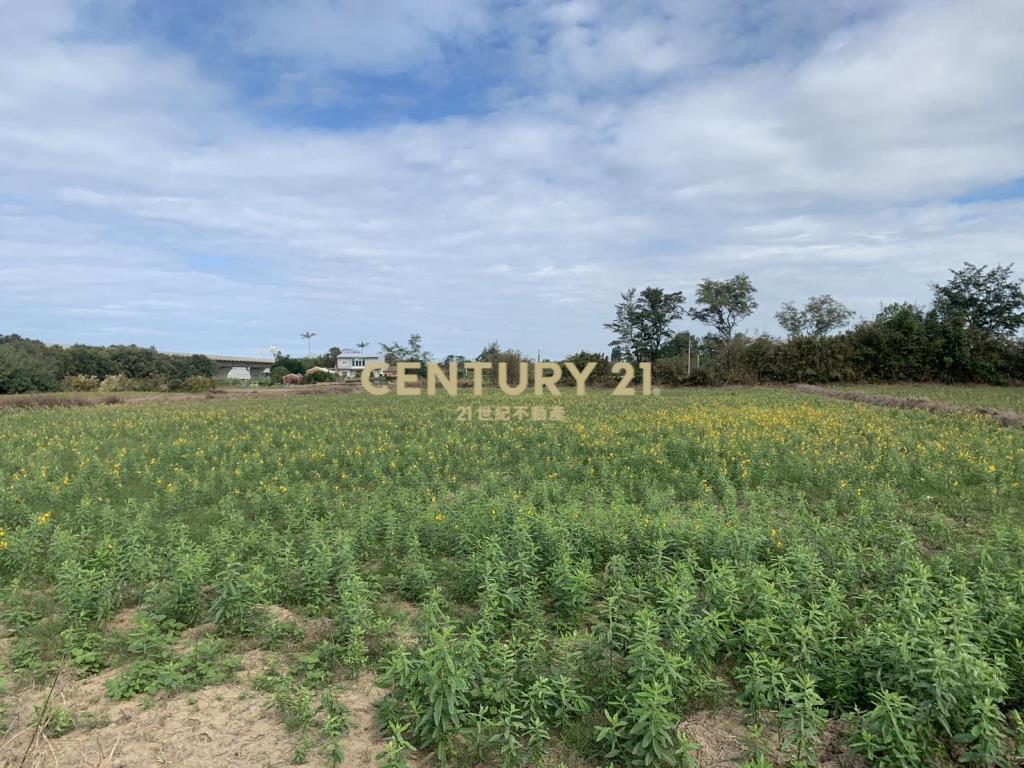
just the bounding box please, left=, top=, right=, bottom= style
left=207, top=355, right=275, bottom=380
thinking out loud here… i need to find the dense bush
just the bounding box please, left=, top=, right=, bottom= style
left=0, top=340, right=63, bottom=394
left=98, top=374, right=136, bottom=392
left=655, top=323, right=1024, bottom=387
left=305, top=370, right=337, bottom=384
left=63, top=374, right=101, bottom=391
left=642, top=264, right=1024, bottom=387
left=171, top=375, right=219, bottom=393
left=0, top=336, right=217, bottom=394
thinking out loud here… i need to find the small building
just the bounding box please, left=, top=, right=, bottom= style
left=334, top=349, right=386, bottom=380
left=163, top=354, right=274, bottom=380
left=225, top=366, right=253, bottom=381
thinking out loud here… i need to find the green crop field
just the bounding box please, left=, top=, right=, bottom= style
left=2, top=390, right=1024, bottom=767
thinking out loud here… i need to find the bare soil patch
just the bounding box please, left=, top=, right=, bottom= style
left=333, top=672, right=389, bottom=767
left=0, top=382, right=366, bottom=412
left=1, top=652, right=298, bottom=768
left=681, top=707, right=750, bottom=766
left=679, top=706, right=859, bottom=768
left=792, top=384, right=1024, bottom=428
left=0, top=650, right=399, bottom=768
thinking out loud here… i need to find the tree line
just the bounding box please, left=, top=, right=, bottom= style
left=0, top=336, right=216, bottom=394
left=594, top=263, right=1024, bottom=385
left=3, top=262, right=1022, bottom=394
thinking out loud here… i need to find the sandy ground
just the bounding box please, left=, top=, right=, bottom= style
left=680, top=706, right=858, bottom=768
left=3, top=653, right=343, bottom=767
left=0, top=607, right=391, bottom=768
left=1, top=665, right=391, bottom=768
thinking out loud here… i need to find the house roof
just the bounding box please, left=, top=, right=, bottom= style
left=164, top=353, right=275, bottom=365
left=337, top=349, right=384, bottom=359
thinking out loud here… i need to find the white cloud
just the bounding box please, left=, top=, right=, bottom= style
left=1, top=0, right=1023, bottom=358
left=233, top=0, right=492, bottom=73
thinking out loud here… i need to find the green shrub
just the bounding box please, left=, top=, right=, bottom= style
left=305, top=369, right=337, bottom=384
left=106, top=638, right=240, bottom=700
left=170, top=375, right=217, bottom=393
left=63, top=374, right=100, bottom=391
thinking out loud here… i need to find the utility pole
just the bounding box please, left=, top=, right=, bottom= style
left=687, top=336, right=692, bottom=377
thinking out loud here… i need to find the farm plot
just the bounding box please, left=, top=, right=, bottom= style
left=1, top=390, right=1023, bottom=767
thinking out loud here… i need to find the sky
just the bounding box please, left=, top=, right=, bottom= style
left=1, top=0, right=1023, bottom=360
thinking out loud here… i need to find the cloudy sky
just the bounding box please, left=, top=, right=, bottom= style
left=2, top=0, right=1023, bottom=359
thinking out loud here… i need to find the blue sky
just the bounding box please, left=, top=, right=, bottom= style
left=2, top=0, right=1023, bottom=359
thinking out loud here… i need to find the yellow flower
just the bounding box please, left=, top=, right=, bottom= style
left=37, top=512, right=51, bottom=526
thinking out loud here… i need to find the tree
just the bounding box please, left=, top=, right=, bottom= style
left=931, top=263, right=1024, bottom=339
left=563, top=350, right=612, bottom=383
left=604, top=286, right=686, bottom=361
left=65, top=344, right=114, bottom=379
left=270, top=354, right=306, bottom=375
left=380, top=334, right=432, bottom=367
left=477, top=341, right=526, bottom=385
left=660, top=331, right=707, bottom=360
left=927, top=264, right=1024, bottom=382
left=776, top=303, right=803, bottom=339
left=776, top=295, right=855, bottom=338
left=847, top=303, right=933, bottom=381
left=301, top=331, right=317, bottom=356
left=636, top=287, right=686, bottom=361
left=688, top=274, right=758, bottom=342
left=604, top=288, right=644, bottom=362
left=0, top=337, right=63, bottom=394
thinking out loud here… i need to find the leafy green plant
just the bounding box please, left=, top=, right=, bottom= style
left=377, top=720, right=416, bottom=768
left=548, top=544, right=595, bottom=625
left=595, top=681, right=698, bottom=768
left=54, top=557, right=118, bottom=627
left=850, top=689, right=928, bottom=768
left=778, top=674, right=827, bottom=767
left=954, top=697, right=1007, bottom=768
left=106, top=638, right=240, bottom=700
left=59, top=627, right=106, bottom=675
left=32, top=703, right=75, bottom=737
left=209, top=561, right=268, bottom=636
left=1011, top=710, right=1024, bottom=760
left=255, top=665, right=351, bottom=766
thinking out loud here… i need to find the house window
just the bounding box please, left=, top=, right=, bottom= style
left=354, top=358, right=365, bottom=368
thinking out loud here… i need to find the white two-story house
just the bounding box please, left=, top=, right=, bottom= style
left=334, top=349, right=386, bottom=379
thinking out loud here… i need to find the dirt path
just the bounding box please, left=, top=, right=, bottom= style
left=791, top=384, right=1024, bottom=428
left=0, top=383, right=364, bottom=412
